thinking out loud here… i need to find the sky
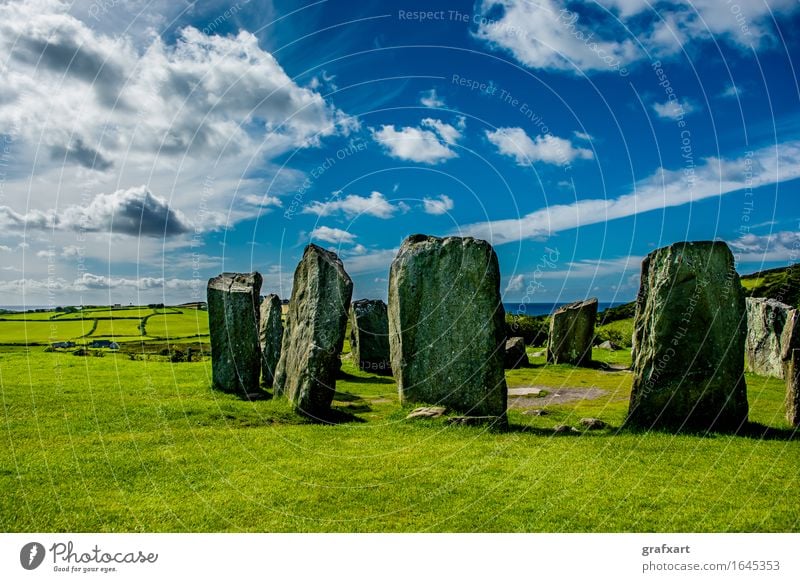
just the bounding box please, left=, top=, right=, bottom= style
left=0, top=0, right=799, bottom=307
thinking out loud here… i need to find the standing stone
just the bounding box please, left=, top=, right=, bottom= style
left=780, top=309, right=800, bottom=363
left=785, top=349, right=800, bottom=427
left=207, top=272, right=262, bottom=394
left=350, top=299, right=391, bottom=374
left=505, top=336, right=529, bottom=369
left=547, top=298, right=598, bottom=366
left=626, top=241, right=748, bottom=432
left=259, top=294, right=283, bottom=386
left=745, top=297, right=795, bottom=378
left=274, top=244, right=353, bottom=418
left=388, top=235, right=507, bottom=420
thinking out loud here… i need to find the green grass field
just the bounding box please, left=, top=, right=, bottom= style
left=146, top=311, right=210, bottom=339
left=0, top=320, right=94, bottom=343
left=1, top=334, right=797, bottom=532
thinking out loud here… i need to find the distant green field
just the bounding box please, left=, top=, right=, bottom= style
left=91, top=318, right=146, bottom=340
left=146, top=311, right=209, bottom=338
left=0, top=305, right=211, bottom=344
left=0, top=311, right=58, bottom=320
left=0, top=320, right=93, bottom=343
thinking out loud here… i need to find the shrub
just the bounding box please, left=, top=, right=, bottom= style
left=505, top=314, right=548, bottom=346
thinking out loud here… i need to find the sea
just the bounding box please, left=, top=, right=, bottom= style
left=503, top=302, right=628, bottom=317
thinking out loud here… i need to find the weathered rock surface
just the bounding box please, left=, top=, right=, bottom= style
left=598, top=340, right=620, bottom=351
left=273, top=244, right=353, bottom=418
left=579, top=417, right=607, bottom=430
left=349, top=299, right=391, bottom=374
left=259, top=294, right=283, bottom=386
left=388, top=235, right=507, bottom=419
left=504, top=336, right=529, bottom=369
left=547, top=298, right=598, bottom=366
left=207, top=272, right=263, bottom=394
left=745, top=297, right=795, bottom=378
left=406, top=406, right=447, bottom=420
left=626, top=241, right=748, bottom=432
left=785, top=349, right=800, bottom=427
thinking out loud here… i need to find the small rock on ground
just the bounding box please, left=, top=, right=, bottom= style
left=406, top=406, right=447, bottom=420
left=579, top=417, right=607, bottom=429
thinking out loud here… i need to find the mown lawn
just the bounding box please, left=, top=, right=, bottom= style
left=1, top=345, right=797, bottom=532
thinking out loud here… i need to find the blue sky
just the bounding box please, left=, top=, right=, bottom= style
left=0, top=0, right=799, bottom=306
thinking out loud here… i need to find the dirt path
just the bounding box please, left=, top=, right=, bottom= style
left=508, top=385, right=609, bottom=409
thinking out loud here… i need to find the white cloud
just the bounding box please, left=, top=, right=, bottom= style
left=728, top=230, right=800, bottom=264
left=420, top=89, right=445, bottom=108
left=370, top=118, right=462, bottom=164
left=0, top=186, right=191, bottom=237
left=0, top=0, right=354, bottom=262
left=310, top=226, right=356, bottom=245
left=535, top=255, right=645, bottom=280
left=422, top=194, right=455, bottom=215
left=462, top=140, right=800, bottom=245
left=474, top=0, right=800, bottom=75
left=0, top=246, right=11, bottom=252
left=504, top=274, right=524, bottom=293
left=474, top=0, right=639, bottom=73
left=303, top=191, right=398, bottom=219
left=486, top=127, right=593, bottom=166
left=720, top=84, right=743, bottom=99
left=573, top=131, right=592, bottom=141
left=421, top=118, right=463, bottom=145
left=0, top=273, right=197, bottom=294
left=342, top=247, right=398, bottom=275
left=652, top=98, right=697, bottom=120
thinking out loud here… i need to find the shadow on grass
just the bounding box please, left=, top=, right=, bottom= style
left=336, top=371, right=395, bottom=385
left=306, top=407, right=367, bottom=425
left=618, top=422, right=797, bottom=441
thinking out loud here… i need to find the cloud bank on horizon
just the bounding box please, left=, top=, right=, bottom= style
left=0, top=0, right=798, bottom=306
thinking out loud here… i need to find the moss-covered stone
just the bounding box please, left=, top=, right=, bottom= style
left=626, top=241, right=748, bottom=432
left=259, top=294, right=283, bottom=387
left=350, top=299, right=391, bottom=375
left=388, top=234, right=507, bottom=419
left=207, top=272, right=262, bottom=394
left=547, top=298, right=597, bottom=366
left=274, top=244, right=352, bottom=418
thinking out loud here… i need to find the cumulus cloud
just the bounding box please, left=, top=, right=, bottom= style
left=422, top=194, right=455, bottom=215
left=0, top=0, right=354, bottom=254
left=420, top=89, right=445, bottom=108
left=486, top=127, right=593, bottom=166
left=462, top=140, right=800, bottom=245
left=342, top=247, right=398, bottom=275
left=728, top=230, right=800, bottom=264
left=370, top=118, right=463, bottom=164
left=310, top=226, right=356, bottom=245
left=0, top=186, right=191, bottom=237
left=474, top=0, right=800, bottom=75
left=303, top=191, right=399, bottom=219
left=0, top=273, right=197, bottom=293
left=652, top=98, right=697, bottom=120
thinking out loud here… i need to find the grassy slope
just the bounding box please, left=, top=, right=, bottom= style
left=1, top=345, right=797, bottom=532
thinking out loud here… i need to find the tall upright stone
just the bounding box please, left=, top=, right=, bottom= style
left=388, top=235, right=507, bottom=420
left=350, top=299, right=391, bottom=374
left=745, top=297, right=794, bottom=378
left=207, top=272, right=262, bottom=394
left=274, top=244, right=353, bottom=418
left=785, top=349, right=800, bottom=427
left=626, top=241, right=748, bottom=432
left=547, top=298, right=598, bottom=366
left=259, top=294, right=283, bottom=386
